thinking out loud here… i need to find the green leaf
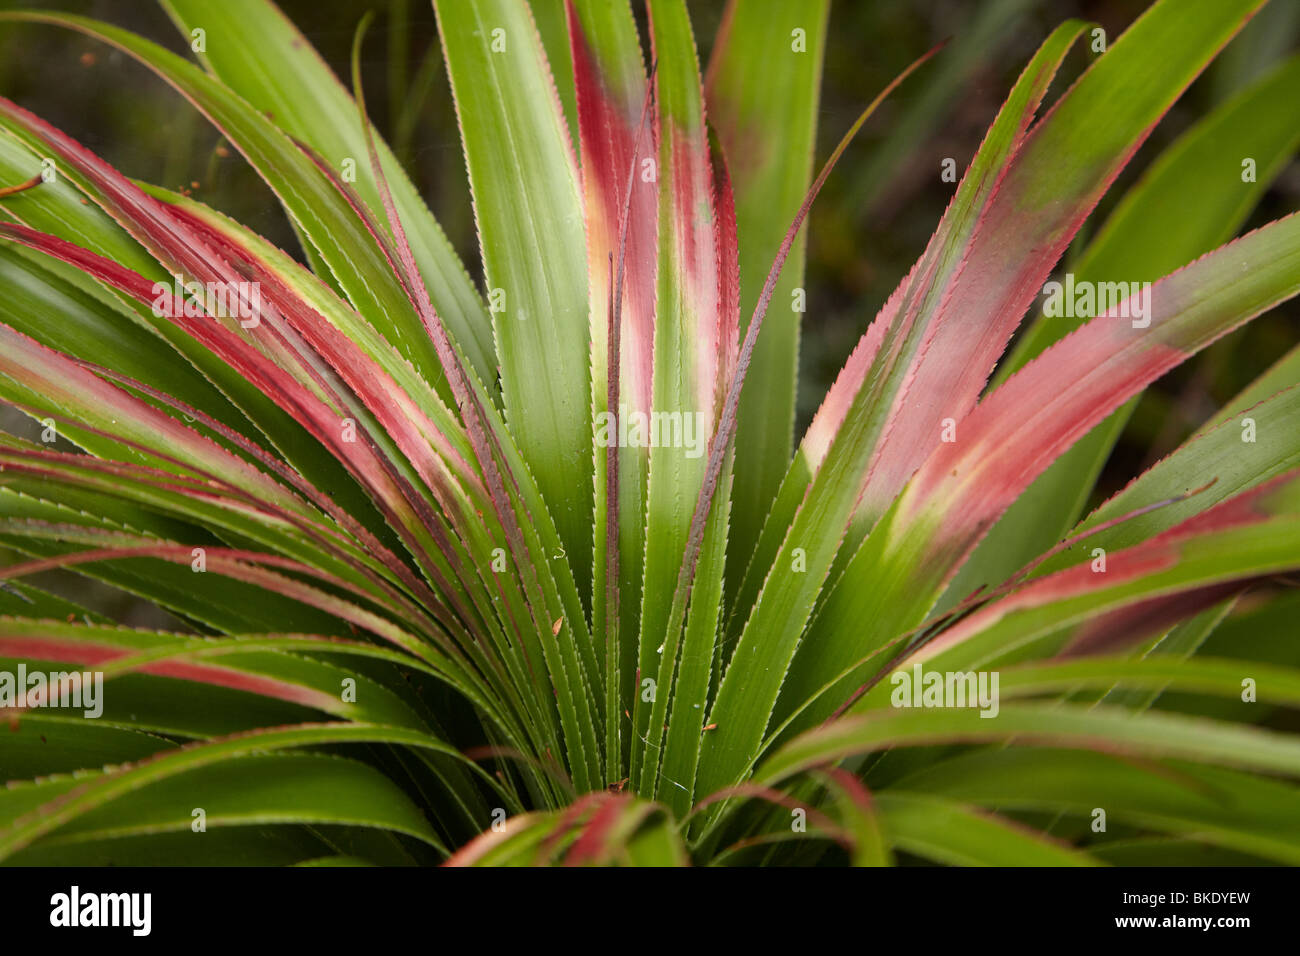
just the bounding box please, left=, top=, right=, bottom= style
left=0, top=715, right=170, bottom=780
left=892, top=749, right=1300, bottom=864
left=789, top=211, right=1300, bottom=739
left=817, top=768, right=892, bottom=866
left=5, top=827, right=331, bottom=866
left=690, top=41, right=944, bottom=807
left=876, top=792, right=1101, bottom=866
left=1036, top=383, right=1300, bottom=576
left=658, top=457, right=732, bottom=813
left=3, top=751, right=446, bottom=860
left=0, top=11, right=460, bottom=418
left=0, top=720, right=462, bottom=861
left=832, top=0, right=1264, bottom=538
left=847, top=480, right=1300, bottom=703
left=632, top=0, right=732, bottom=793
left=433, top=0, right=592, bottom=597
left=760, top=704, right=1300, bottom=788
left=0, top=619, right=435, bottom=733
left=0, top=244, right=245, bottom=435
left=0, top=130, right=363, bottom=516
left=953, top=51, right=1300, bottom=606
left=528, top=0, right=578, bottom=139
left=160, top=0, right=497, bottom=393
left=565, top=0, right=655, bottom=784
left=1201, top=342, right=1300, bottom=432
left=991, top=654, right=1300, bottom=708
left=725, top=19, right=1086, bottom=650
left=1098, top=601, right=1236, bottom=712
left=704, top=0, right=828, bottom=592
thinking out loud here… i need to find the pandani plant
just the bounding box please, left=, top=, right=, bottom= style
left=0, top=0, right=1298, bottom=866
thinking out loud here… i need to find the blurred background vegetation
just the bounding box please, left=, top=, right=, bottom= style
left=0, top=0, right=1296, bottom=517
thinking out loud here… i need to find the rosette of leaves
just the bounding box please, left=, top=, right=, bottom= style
left=0, top=0, right=1298, bottom=866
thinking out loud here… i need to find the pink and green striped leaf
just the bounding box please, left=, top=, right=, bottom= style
left=952, top=50, right=1300, bottom=605
left=565, top=0, right=655, bottom=781
left=631, top=0, right=738, bottom=793
left=160, top=0, right=497, bottom=392
left=726, top=18, right=1086, bottom=639
left=704, top=0, right=828, bottom=595
left=778, top=210, right=1300, bottom=741
left=433, top=0, right=594, bottom=598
